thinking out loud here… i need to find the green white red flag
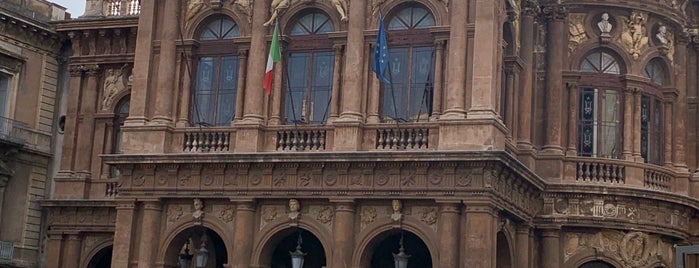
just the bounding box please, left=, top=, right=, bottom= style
left=263, top=20, right=281, bottom=95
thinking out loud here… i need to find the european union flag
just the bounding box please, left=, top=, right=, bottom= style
left=372, top=16, right=390, bottom=84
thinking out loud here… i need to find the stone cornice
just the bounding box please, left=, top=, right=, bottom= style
left=0, top=11, right=64, bottom=53
left=54, top=16, right=139, bottom=32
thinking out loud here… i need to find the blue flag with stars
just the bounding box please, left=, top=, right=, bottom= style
left=373, top=16, right=390, bottom=84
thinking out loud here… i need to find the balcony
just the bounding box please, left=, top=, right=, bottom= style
left=82, top=0, right=140, bottom=17
left=0, top=116, right=52, bottom=153
left=0, top=241, right=12, bottom=261
left=565, top=156, right=677, bottom=193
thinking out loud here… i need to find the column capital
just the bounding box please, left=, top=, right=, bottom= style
left=116, top=200, right=136, bottom=210
left=235, top=200, right=256, bottom=211
left=437, top=201, right=462, bottom=214
left=463, top=202, right=499, bottom=215
left=516, top=224, right=533, bottom=234
left=542, top=5, right=566, bottom=21
left=142, top=199, right=162, bottom=211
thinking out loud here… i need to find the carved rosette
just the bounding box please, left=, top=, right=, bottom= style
left=166, top=204, right=188, bottom=227
left=215, top=205, right=235, bottom=224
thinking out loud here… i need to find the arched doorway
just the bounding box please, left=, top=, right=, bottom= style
left=367, top=230, right=432, bottom=268
left=496, top=231, right=512, bottom=268
left=163, top=227, right=228, bottom=268
left=87, top=245, right=112, bottom=268
left=268, top=229, right=326, bottom=268
left=580, top=260, right=616, bottom=268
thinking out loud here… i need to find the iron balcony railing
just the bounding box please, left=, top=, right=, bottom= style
left=0, top=240, right=12, bottom=261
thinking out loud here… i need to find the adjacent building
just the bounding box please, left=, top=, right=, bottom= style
left=42, top=0, right=699, bottom=267
left=0, top=0, right=69, bottom=267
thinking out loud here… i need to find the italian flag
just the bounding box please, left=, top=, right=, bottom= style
left=263, top=21, right=281, bottom=95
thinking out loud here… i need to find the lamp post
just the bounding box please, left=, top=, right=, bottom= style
left=195, top=238, right=208, bottom=268
left=289, top=233, right=306, bottom=268
left=393, top=235, right=410, bottom=268
left=178, top=241, right=193, bottom=268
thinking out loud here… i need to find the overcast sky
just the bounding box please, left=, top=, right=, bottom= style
left=51, top=0, right=85, bottom=17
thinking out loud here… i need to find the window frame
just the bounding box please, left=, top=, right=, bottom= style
left=282, top=10, right=335, bottom=125
left=190, top=16, right=241, bottom=127
left=379, top=4, right=436, bottom=123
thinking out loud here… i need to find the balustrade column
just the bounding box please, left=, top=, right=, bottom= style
left=330, top=201, right=355, bottom=267
left=235, top=49, right=248, bottom=122
left=622, top=87, right=634, bottom=160
left=63, top=233, right=82, bottom=268
left=111, top=201, right=136, bottom=268
left=633, top=89, right=642, bottom=160
left=242, top=0, right=269, bottom=122
left=542, top=5, right=566, bottom=154
left=339, top=0, right=366, bottom=120
left=463, top=203, right=497, bottom=267
left=75, top=66, right=100, bottom=174
left=328, top=44, right=344, bottom=122
left=673, top=38, right=689, bottom=168
left=137, top=201, right=162, bottom=268
left=126, top=0, right=156, bottom=125
left=541, top=227, right=561, bottom=268
left=442, top=0, right=468, bottom=119
left=152, top=0, right=179, bottom=124
left=431, top=40, right=445, bottom=119
left=516, top=4, right=536, bottom=149
left=664, top=98, right=674, bottom=167
left=437, top=202, right=460, bottom=267
left=232, top=201, right=256, bottom=268
left=516, top=226, right=531, bottom=268
left=566, top=82, right=578, bottom=156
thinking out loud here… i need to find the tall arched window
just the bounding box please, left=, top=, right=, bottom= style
left=192, top=16, right=241, bottom=126
left=284, top=11, right=335, bottom=125
left=381, top=5, right=435, bottom=122
left=641, top=58, right=666, bottom=164
left=110, top=96, right=129, bottom=178
left=578, top=51, right=623, bottom=158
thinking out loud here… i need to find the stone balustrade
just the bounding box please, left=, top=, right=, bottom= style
left=374, top=126, right=430, bottom=150
left=643, top=166, right=674, bottom=192
left=275, top=128, right=328, bottom=151
left=179, top=129, right=233, bottom=152
left=574, top=158, right=626, bottom=184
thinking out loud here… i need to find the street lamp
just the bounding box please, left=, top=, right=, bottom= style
left=178, top=241, right=193, bottom=268
left=289, top=233, right=306, bottom=268
left=393, top=235, right=410, bottom=268
left=195, top=238, right=208, bottom=268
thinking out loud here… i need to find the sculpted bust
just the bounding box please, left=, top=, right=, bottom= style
left=597, top=13, right=612, bottom=35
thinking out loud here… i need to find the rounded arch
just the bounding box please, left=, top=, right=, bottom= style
left=640, top=56, right=672, bottom=87
left=565, top=248, right=625, bottom=268
left=157, top=216, right=234, bottom=264
left=83, top=239, right=113, bottom=268
left=160, top=226, right=229, bottom=268
left=279, top=3, right=344, bottom=34
left=372, top=0, right=446, bottom=28
left=185, top=11, right=248, bottom=39
left=568, top=43, right=630, bottom=74
left=352, top=217, right=439, bottom=267
left=251, top=218, right=333, bottom=267
left=193, top=15, right=242, bottom=41
left=496, top=231, right=513, bottom=268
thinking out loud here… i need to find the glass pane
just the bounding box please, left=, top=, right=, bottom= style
left=0, top=73, right=10, bottom=117
left=194, top=58, right=215, bottom=125
left=313, top=13, right=333, bottom=34
left=644, top=59, right=665, bottom=85
left=641, top=95, right=650, bottom=161
left=116, top=99, right=130, bottom=115
left=412, top=7, right=435, bottom=29
left=286, top=53, right=309, bottom=123
left=199, top=18, right=239, bottom=40
left=580, top=58, right=597, bottom=73
left=216, top=56, right=239, bottom=125
left=578, top=89, right=595, bottom=157
left=381, top=48, right=408, bottom=120
left=310, top=52, right=334, bottom=123
left=409, top=47, right=434, bottom=120
left=292, top=14, right=314, bottom=35
left=598, top=90, right=621, bottom=158
left=388, top=8, right=411, bottom=30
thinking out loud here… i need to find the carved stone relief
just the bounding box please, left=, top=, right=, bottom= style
left=655, top=24, right=674, bottom=60
left=568, top=13, right=588, bottom=53
left=360, top=206, right=378, bottom=230
left=215, top=205, right=235, bottom=223
left=415, top=206, right=438, bottom=227
left=260, top=205, right=284, bottom=230
left=101, top=65, right=130, bottom=111
left=311, top=205, right=334, bottom=225
left=564, top=230, right=672, bottom=267
left=167, top=204, right=188, bottom=227
left=620, top=11, right=649, bottom=60
left=185, top=0, right=206, bottom=25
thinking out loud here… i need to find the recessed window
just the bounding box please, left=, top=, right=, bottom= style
left=0, top=73, right=10, bottom=118
left=192, top=17, right=241, bottom=126
left=380, top=5, right=435, bottom=122
left=580, top=51, right=621, bottom=74
left=284, top=12, right=335, bottom=125
left=644, top=58, right=665, bottom=86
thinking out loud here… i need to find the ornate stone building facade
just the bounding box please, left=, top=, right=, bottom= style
left=43, top=0, right=699, bottom=267
left=0, top=0, right=68, bottom=267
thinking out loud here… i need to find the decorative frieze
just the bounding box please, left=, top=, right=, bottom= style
left=564, top=230, right=673, bottom=267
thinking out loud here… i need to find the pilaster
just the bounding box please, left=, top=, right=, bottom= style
left=125, top=0, right=157, bottom=125
left=437, top=202, right=461, bottom=268
left=151, top=0, right=179, bottom=125
left=330, top=200, right=356, bottom=268
left=231, top=200, right=256, bottom=268
left=339, top=0, right=366, bottom=121
left=542, top=5, right=567, bottom=155
left=137, top=200, right=163, bottom=268
left=540, top=226, right=561, bottom=268
left=111, top=201, right=136, bottom=268
left=516, top=3, right=537, bottom=151
left=462, top=203, right=498, bottom=268
left=242, top=0, right=268, bottom=123
left=442, top=0, right=468, bottom=119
